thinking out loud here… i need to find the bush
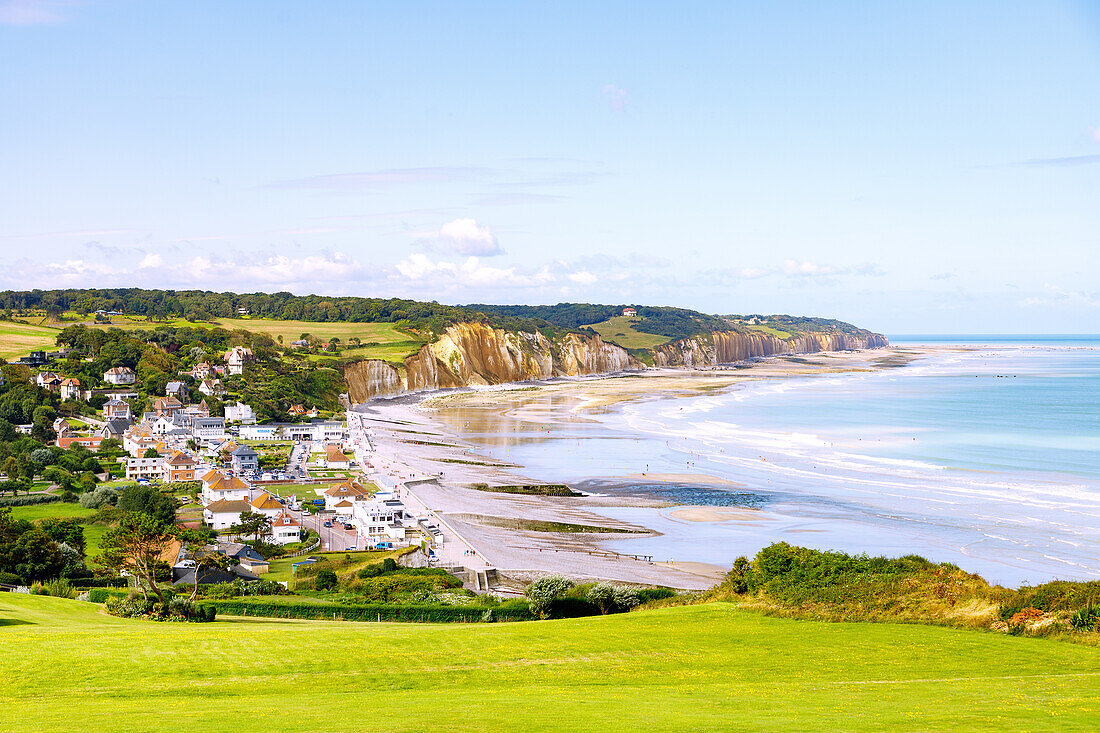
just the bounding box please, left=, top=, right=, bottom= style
left=197, top=597, right=533, bottom=623
left=59, top=490, right=77, bottom=503
left=205, top=582, right=240, bottom=599
left=79, top=486, right=118, bottom=510
left=315, top=569, right=338, bottom=591
left=0, top=494, right=60, bottom=508
left=88, top=588, right=111, bottom=603
left=44, top=578, right=75, bottom=599
left=73, top=577, right=127, bottom=589
left=0, top=571, right=23, bottom=585
left=524, top=575, right=574, bottom=619
left=1070, top=607, right=1099, bottom=631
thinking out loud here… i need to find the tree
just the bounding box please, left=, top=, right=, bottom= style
left=3, top=457, right=17, bottom=482
left=97, top=512, right=176, bottom=603
left=79, top=471, right=97, bottom=492
left=183, top=542, right=235, bottom=601
left=315, top=569, right=338, bottom=590
left=143, top=448, right=160, bottom=458
left=0, top=528, right=64, bottom=582
left=228, top=511, right=271, bottom=542
left=524, top=575, right=574, bottom=620
left=118, top=484, right=176, bottom=525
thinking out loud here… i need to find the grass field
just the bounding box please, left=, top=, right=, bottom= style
left=0, top=321, right=59, bottom=359
left=8, top=503, right=95, bottom=522
left=0, top=595, right=1098, bottom=732
left=588, top=316, right=671, bottom=350
left=747, top=323, right=794, bottom=339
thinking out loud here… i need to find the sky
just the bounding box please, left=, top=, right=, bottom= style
left=1, top=1, right=1098, bottom=334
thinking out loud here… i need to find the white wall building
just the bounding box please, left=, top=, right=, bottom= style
left=126, top=456, right=167, bottom=482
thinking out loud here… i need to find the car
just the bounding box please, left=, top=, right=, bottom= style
left=323, top=520, right=332, bottom=527
left=343, top=523, right=354, bottom=530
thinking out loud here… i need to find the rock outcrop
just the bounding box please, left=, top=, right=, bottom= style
left=343, top=322, right=644, bottom=403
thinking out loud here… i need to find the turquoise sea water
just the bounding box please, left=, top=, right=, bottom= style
left=449, top=339, right=1100, bottom=587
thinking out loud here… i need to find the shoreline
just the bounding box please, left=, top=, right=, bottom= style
left=351, top=346, right=933, bottom=590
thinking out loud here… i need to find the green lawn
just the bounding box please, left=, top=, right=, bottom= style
left=0, top=321, right=59, bottom=360
left=747, top=323, right=794, bottom=339
left=0, top=596, right=1098, bottom=732
left=8, top=503, right=95, bottom=522
left=587, top=316, right=671, bottom=350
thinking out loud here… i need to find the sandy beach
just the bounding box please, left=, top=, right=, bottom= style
left=351, top=346, right=935, bottom=591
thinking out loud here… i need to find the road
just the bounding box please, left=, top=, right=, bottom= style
left=292, top=507, right=359, bottom=551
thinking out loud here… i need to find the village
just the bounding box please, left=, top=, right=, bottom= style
left=19, top=344, right=461, bottom=591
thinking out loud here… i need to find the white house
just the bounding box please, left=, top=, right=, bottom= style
left=198, top=378, right=226, bottom=398
left=249, top=492, right=285, bottom=519
left=126, top=455, right=167, bottom=482
left=59, top=377, right=82, bottom=401
left=224, top=347, right=254, bottom=376
left=103, top=396, right=132, bottom=421
left=203, top=499, right=253, bottom=530
left=36, top=371, right=62, bottom=390
left=192, top=416, right=227, bottom=443
left=103, top=366, right=137, bottom=385
left=200, top=470, right=255, bottom=505
left=224, top=401, right=256, bottom=424
left=622, top=307, right=637, bottom=317
left=269, top=512, right=302, bottom=545
left=323, top=479, right=371, bottom=511
left=351, top=499, right=408, bottom=545
left=324, top=444, right=350, bottom=469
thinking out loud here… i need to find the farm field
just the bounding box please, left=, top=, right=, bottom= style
left=1, top=595, right=1098, bottom=732
left=587, top=316, right=671, bottom=350
left=0, top=320, right=59, bottom=359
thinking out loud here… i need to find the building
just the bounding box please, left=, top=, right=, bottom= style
left=36, top=371, right=62, bottom=390
left=249, top=492, right=285, bottom=519
left=103, top=397, right=132, bottom=421
left=126, top=455, right=167, bottom=482
left=57, top=434, right=103, bottom=450
left=98, top=418, right=132, bottom=441
left=238, top=421, right=348, bottom=443
left=324, top=444, right=350, bottom=469
left=165, top=452, right=199, bottom=482
left=202, top=499, right=253, bottom=530
left=59, top=377, right=82, bottom=401
left=152, top=396, right=184, bottom=417
left=224, top=347, right=254, bottom=376
left=323, top=479, right=371, bottom=511
left=123, top=425, right=158, bottom=457
left=198, top=378, right=226, bottom=398
left=622, top=307, right=637, bottom=317
left=185, top=362, right=216, bottom=380
left=103, top=366, right=137, bottom=385
left=200, top=470, right=254, bottom=505
left=229, top=444, right=259, bottom=474
left=269, top=512, right=301, bottom=545
left=224, top=401, right=256, bottom=424
left=164, top=381, right=189, bottom=402
left=192, top=416, right=227, bottom=444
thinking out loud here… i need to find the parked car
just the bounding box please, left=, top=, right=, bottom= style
left=343, top=523, right=354, bottom=530
left=323, top=520, right=332, bottom=527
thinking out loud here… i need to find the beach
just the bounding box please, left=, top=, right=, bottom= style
left=353, top=347, right=925, bottom=590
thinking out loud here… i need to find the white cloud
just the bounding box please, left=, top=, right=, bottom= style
left=435, top=218, right=504, bottom=257
left=1022, top=283, right=1099, bottom=308
left=568, top=270, right=598, bottom=285
left=602, top=84, right=629, bottom=112
left=138, top=253, right=163, bottom=269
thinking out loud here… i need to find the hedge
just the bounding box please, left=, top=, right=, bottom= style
left=87, top=588, right=129, bottom=603
left=197, top=598, right=534, bottom=623
left=0, top=494, right=61, bottom=507
left=74, top=577, right=128, bottom=589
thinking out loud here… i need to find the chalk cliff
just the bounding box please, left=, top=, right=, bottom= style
left=343, top=322, right=643, bottom=403
left=653, top=330, right=889, bottom=368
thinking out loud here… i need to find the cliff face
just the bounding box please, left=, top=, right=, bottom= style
left=343, top=322, right=644, bottom=403
left=653, top=330, right=889, bottom=367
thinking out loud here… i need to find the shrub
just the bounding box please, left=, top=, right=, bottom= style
left=524, top=575, right=574, bottom=619
left=586, top=582, right=616, bottom=614
left=0, top=494, right=60, bottom=508
left=79, top=486, right=118, bottom=510
left=59, top=490, right=77, bottom=503
left=88, top=588, right=110, bottom=603
left=612, top=586, right=641, bottom=612
left=315, top=569, right=338, bottom=591
left=205, top=582, right=240, bottom=599
left=1070, top=607, right=1099, bottom=631
left=45, top=578, right=75, bottom=599
left=197, top=597, right=534, bottom=623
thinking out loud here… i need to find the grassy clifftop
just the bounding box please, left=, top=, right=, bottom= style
left=2, top=593, right=1099, bottom=731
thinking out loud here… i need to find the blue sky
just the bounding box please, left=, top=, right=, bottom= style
left=1, top=1, right=1097, bottom=333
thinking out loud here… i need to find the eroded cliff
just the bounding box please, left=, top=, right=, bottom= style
left=343, top=322, right=644, bottom=403
left=653, top=330, right=889, bottom=367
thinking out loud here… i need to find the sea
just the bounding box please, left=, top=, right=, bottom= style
left=440, top=336, right=1100, bottom=588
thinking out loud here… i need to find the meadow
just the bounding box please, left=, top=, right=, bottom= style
left=587, top=315, right=671, bottom=350
left=2, top=593, right=1098, bottom=732
left=0, top=320, right=59, bottom=359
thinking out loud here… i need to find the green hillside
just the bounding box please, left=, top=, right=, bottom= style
left=1, top=594, right=1097, bottom=732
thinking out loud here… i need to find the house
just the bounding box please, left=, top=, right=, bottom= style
left=57, top=434, right=103, bottom=450
left=249, top=491, right=285, bottom=519
left=203, top=498, right=253, bottom=530
left=98, top=418, right=132, bottom=440
left=190, top=399, right=211, bottom=417
left=224, top=401, right=256, bottom=424
left=103, top=396, right=132, bottom=421
left=191, top=416, right=227, bottom=443
left=123, top=424, right=158, bottom=456
left=164, top=381, right=189, bottom=402
left=323, top=479, right=371, bottom=511
left=200, top=470, right=254, bottom=505
left=237, top=556, right=270, bottom=574
left=165, top=452, right=199, bottom=482
left=288, top=404, right=307, bottom=417
left=229, top=444, right=260, bottom=474
left=198, top=378, right=226, bottom=397
left=59, top=377, right=82, bottom=401
left=126, top=455, right=167, bottom=482
left=351, top=499, right=408, bottom=545
left=152, top=396, right=184, bottom=417
left=324, top=444, right=350, bottom=469
left=186, top=362, right=215, bottom=380
left=290, top=339, right=309, bottom=349
left=224, top=346, right=254, bottom=376
left=36, top=371, right=62, bottom=390
left=269, top=512, right=301, bottom=545
left=103, top=366, right=137, bottom=385
left=622, top=307, right=637, bottom=317
left=52, top=416, right=71, bottom=436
